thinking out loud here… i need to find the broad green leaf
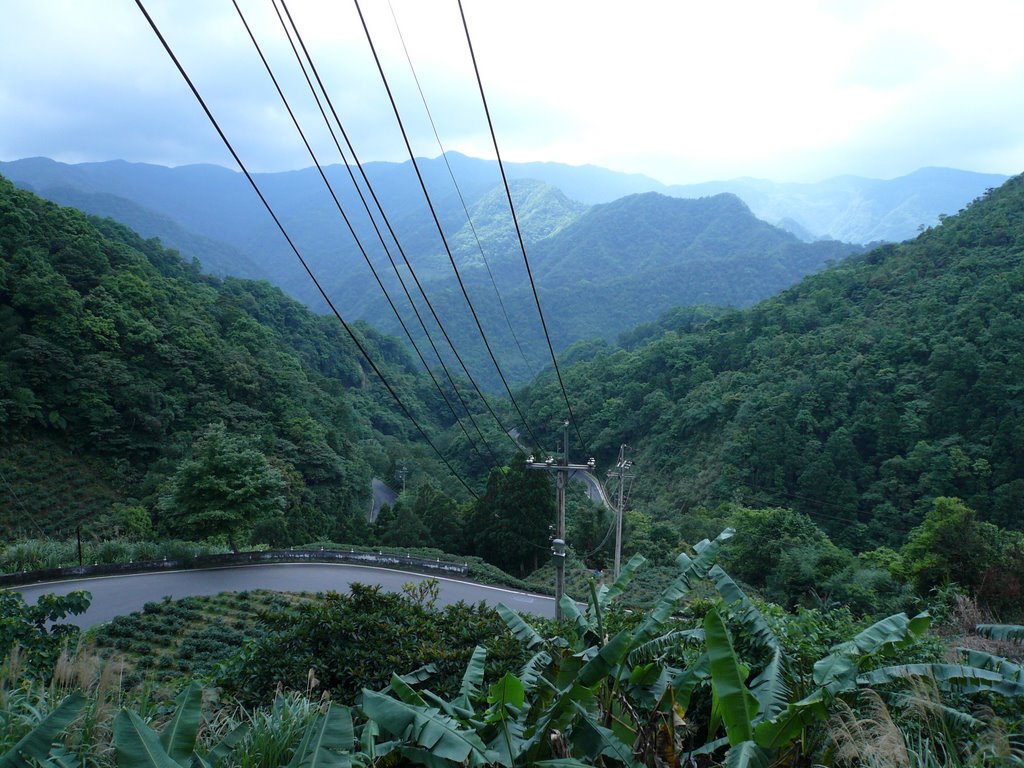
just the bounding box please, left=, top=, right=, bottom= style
left=960, top=648, right=1024, bottom=681
left=460, top=646, right=487, bottom=700
left=519, top=650, right=552, bottom=693
left=708, top=566, right=780, bottom=653
left=857, top=663, right=1024, bottom=696
left=833, top=612, right=914, bottom=656
left=598, top=554, right=645, bottom=612
left=672, top=652, right=710, bottom=711
left=113, top=710, right=181, bottom=768
left=485, top=673, right=526, bottom=723
left=199, top=721, right=248, bottom=767
left=627, top=628, right=704, bottom=666
left=389, top=673, right=428, bottom=707
left=1, top=692, right=85, bottom=768
left=576, top=628, right=633, bottom=687
left=705, top=609, right=759, bottom=746
left=496, top=603, right=545, bottom=649
left=569, top=702, right=640, bottom=766
left=485, top=674, right=528, bottom=767
left=160, top=682, right=203, bottom=766
left=286, top=704, right=354, bottom=768
left=724, top=740, right=771, bottom=768
left=976, top=624, right=1024, bottom=642
left=561, top=595, right=588, bottom=640
left=750, top=647, right=790, bottom=722
left=812, top=653, right=857, bottom=692
left=360, top=690, right=491, bottom=765
left=752, top=690, right=827, bottom=749
left=632, top=529, right=733, bottom=647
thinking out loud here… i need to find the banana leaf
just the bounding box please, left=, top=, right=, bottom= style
left=160, top=682, right=203, bottom=767
left=112, top=710, right=181, bottom=768
left=705, top=609, right=759, bottom=746
left=0, top=692, right=85, bottom=768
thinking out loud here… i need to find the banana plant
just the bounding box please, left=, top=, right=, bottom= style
left=112, top=681, right=251, bottom=768
left=0, top=691, right=85, bottom=768
left=360, top=530, right=736, bottom=766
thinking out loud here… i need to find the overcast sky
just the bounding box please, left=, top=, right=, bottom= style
left=2, top=0, right=1023, bottom=185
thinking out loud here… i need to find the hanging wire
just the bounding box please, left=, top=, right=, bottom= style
left=352, top=0, right=542, bottom=450
left=232, top=0, right=500, bottom=471
left=277, top=0, right=521, bottom=459
left=385, top=0, right=538, bottom=381
left=134, top=0, right=479, bottom=499
left=456, top=0, right=591, bottom=456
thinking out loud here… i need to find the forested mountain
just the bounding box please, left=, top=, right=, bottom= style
left=520, top=174, right=1024, bottom=551
left=0, top=175, right=481, bottom=544
left=363, top=192, right=862, bottom=389
left=1, top=156, right=869, bottom=391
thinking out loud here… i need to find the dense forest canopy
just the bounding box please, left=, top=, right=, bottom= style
left=520, top=175, right=1024, bottom=552
left=0, top=174, right=483, bottom=543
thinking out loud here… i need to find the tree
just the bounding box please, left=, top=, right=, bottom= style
left=157, top=423, right=286, bottom=551
left=1, top=590, right=91, bottom=680
left=467, top=462, right=554, bottom=576
left=412, top=484, right=465, bottom=554
left=900, top=496, right=998, bottom=593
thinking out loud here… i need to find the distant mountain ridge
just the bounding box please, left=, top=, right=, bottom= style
left=519, top=172, right=1024, bottom=551
left=0, top=154, right=998, bottom=387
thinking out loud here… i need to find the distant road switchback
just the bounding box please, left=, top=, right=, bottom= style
left=13, top=563, right=558, bottom=628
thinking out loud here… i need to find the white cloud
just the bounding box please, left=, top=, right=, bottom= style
left=1, top=0, right=1023, bottom=183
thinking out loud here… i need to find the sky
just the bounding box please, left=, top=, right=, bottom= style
left=2, top=0, right=1023, bottom=185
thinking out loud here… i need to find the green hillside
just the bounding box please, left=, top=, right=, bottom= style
left=521, top=175, right=1024, bottom=550
left=365, top=191, right=863, bottom=391
left=0, top=176, right=471, bottom=543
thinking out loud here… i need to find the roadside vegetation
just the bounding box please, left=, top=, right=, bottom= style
left=4, top=531, right=1023, bottom=766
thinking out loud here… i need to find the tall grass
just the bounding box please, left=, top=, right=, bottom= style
left=0, top=537, right=230, bottom=574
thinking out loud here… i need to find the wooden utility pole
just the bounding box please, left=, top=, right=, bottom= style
left=526, top=419, right=595, bottom=621
left=607, top=444, right=634, bottom=580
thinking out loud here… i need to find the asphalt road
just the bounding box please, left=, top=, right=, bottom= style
left=12, top=563, right=558, bottom=628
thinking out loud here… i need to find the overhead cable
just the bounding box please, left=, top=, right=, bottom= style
left=276, top=0, right=520, bottom=460
left=134, top=0, right=479, bottom=499
left=232, top=0, right=500, bottom=470
left=352, top=0, right=542, bottom=451
left=457, top=0, right=591, bottom=457
left=385, top=0, right=538, bottom=382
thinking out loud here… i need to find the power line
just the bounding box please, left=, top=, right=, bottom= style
left=276, top=0, right=521, bottom=460
left=232, top=0, right=500, bottom=471
left=134, top=0, right=479, bottom=500
left=385, top=0, right=537, bottom=382
left=352, top=0, right=542, bottom=450
left=457, top=0, right=590, bottom=457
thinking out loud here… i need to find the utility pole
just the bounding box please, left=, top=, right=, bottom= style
left=607, top=444, right=634, bottom=580
left=397, top=463, right=408, bottom=494
left=526, top=419, right=595, bottom=621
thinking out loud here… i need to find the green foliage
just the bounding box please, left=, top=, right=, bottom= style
left=466, top=462, right=555, bottom=576
left=519, top=174, right=1024, bottom=614
left=157, top=423, right=286, bottom=550
left=219, top=584, right=527, bottom=706
left=0, top=590, right=90, bottom=680
left=0, top=691, right=85, bottom=767
left=0, top=175, right=469, bottom=545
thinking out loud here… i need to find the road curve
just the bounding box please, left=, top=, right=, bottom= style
left=12, top=563, right=557, bottom=629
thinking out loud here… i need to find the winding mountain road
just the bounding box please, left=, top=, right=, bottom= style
left=12, top=563, right=558, bottom=629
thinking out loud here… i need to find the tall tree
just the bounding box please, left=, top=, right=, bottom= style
left=158, top=423, right=286, bottom=550
left=468, top=461, right=554, bottom=576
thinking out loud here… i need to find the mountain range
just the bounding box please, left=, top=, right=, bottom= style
left=519, top=172, right=1024, bottom=553
left=0, top=155, right=1003, bottom=388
